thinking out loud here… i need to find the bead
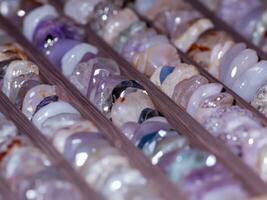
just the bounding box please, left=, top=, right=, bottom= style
left=172, top=74, right=208, bottom=109
left=101, top=168, right=147, bottom=199
left=47, top=39, right=80, bottom=67
left=64, top=0, right=102, bottom=25
left=90, top=0, right=124, bottom=33
left=122, top=29, right=157, bottom=62
left=224, top=49, right=258, bottom=86
left=218, top=43, right=246, bottom=81
left=182, top=165, right=247, bottom=200
left=161, top=149, right=217, bottom=182
left=173, top=18, right=214, bottom=52
left=113, top=21, right=146, bottom=53
left=32, top=101, right=80, bottom=129
left=40, top=113, right=81, bottom=139
left=195, top=92, right=234, bottom=123
left=161, top=63, right=198, bottom=97
left=159, top=66, right=175, bottom=84
left=1, top=146, right=51, bottom=190
left=232, top=61, right=267, bottom=102
left=33, top=16, right=85, bottom=51
left=133, top=43, right=180, bottom=77
left=23, top=4, right=58, bottom=41
left=3, top=60, right=39, bottom=97
left=70, top=57, right=120, bottom=96
left=110, top=89, right=155, bottom=127
left=101, top=8, right=138, bottom=45
left=252, top=83, right=267, bottom=116
left=61, top=43, right=98, bottom=76
left=33, top=95, right=59, bottom=115
left=187, top=83, right=223, bottom=117
left=111, top=80, right=143, bottom=103
left=9, top=72, right=41, bottom=106
left=132, top=120, right=170, bottom=144
left=22, top=84, right=57, bottom=120
left=18, top=167, right=82, bottom=200
left=138, top=108, right=162, bottom=124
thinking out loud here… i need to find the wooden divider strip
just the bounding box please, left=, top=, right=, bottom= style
left=0, top=91, right=105, bottom=200
left=0, top=14, right=186, bottom=200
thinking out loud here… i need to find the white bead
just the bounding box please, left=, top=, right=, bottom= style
left=3, top=60, right=39, bottom=97
left=53, top=129, right=75, bottom=153
left=61, top=43, right=98, bottom=76
left=32, top=101, right=80, bottom=130
left=64, top=0, right=101, bottom=25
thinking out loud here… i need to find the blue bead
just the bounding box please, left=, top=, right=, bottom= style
left=160, top=66, right=175, bottom=84
left=137, top=132, right=158, bottom=149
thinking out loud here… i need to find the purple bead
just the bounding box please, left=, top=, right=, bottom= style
left=218, top=0, right=261, bottom=26
left=121, top=122, right=140, bottom=140
left=182, top=164, right=246, bottom=200
left=79, top=52, right=97, bottom=63
left=203, top=106, right=262, bottom=156
left=154, top=9, right=201, bottom=39
left=235, top=7, right=264, bottom=39
left=122, top=29, right=157, bottom=62
left=89, top=75, right=126, bottom=115
left=63, top=131, right=104, bottom=160
left=183, top=164, right=228, bottom=190
left=33, top=16, right=85, bottom=53
left=86, top=58, right=121, bottom=95
left=70, top=57, right=120, bottom=96
left=64, top=132, right=111, bottom=168
left=47, top=39, right=80, bottom=68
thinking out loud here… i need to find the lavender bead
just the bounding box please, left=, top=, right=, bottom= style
left=47, top=39, right=80, bottom=68
left=217, top=0, right=261, bottom=26
left=1, top=146, right=51, bottom=191
left=70, top=57, right=120, bottom=96
left=18, top=167, right=82, bottom=200
left=89, top=75, right=125, bottom=115
left=63, top=132, right=106, bottom=162
left=122, top=29, right=157, bottom=62
left=182, top=164, right=247, bottom=200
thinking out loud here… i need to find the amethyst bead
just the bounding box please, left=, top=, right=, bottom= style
left=47, top=39, right=80, bottom=68
left=33, top=17, right=85, bottom=53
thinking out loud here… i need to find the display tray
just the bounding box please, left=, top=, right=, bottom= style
left=0, top=0, right=267, bottom=199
